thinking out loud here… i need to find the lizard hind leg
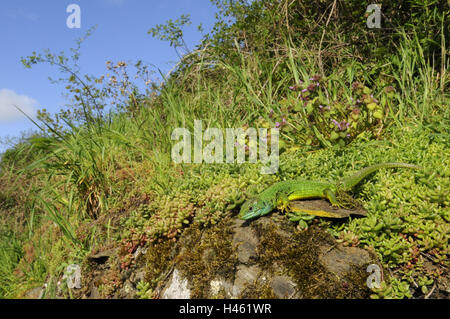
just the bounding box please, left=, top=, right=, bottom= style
left=324, top=188, right=340, bottom=207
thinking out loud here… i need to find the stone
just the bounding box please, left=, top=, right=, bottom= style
left=209, top=278, right=234, bottom=298
left=141, top=215, right=378, bottom=298
left=232, top=265, right=261, bottom=297
left=88, top=248, right=117, bottom=264
left=233, top=219, right=259, bottom=264
left=121, top=280, right=137, bottom=299
left=89, top=285, right=100, bottom=299
left=24, top=287, right=44, bottom=299
left=161, top=269, right=191, bottom=299
left=131, top=271, right=146, bottom=284
left=270, top=276, right=297, bottom=298
left=319, top=245, right=372, bottom=277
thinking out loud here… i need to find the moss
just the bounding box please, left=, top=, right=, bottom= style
left=144, top=216, right=239, bottom=298
left=145, top=239, right=177, bottom=288
left=144, top=213, right=374, bottom=298
left=175, top=218, right=238, bottom=298
left=239, top=281, right=278, bottom=299
left=254, top=221, right=370, bottom=298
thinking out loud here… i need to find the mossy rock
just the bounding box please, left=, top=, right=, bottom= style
left=144, top=215, right=378, bottom=299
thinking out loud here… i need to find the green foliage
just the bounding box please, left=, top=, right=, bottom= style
left=370, top=278, right=412, bottom=299
left=0, top=229, right=23, bottom=298
left=21, top=26, right=105, bottom=131
left=287, top=211, right=315, bottom=230
left=136, top=280, right=153, bottom=299
left=204, top=0, right=447, bottom=70
left=148, top=14, right=192, bottom=56
left=21, top=27, right=156, bottom=135
left=261, top=76, right=389, bottom=148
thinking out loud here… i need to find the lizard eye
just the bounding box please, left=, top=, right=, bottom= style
left=248, top=206, right=253, bottom=211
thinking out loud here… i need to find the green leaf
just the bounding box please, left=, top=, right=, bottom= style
left=373, top=110, right=383, bottom=119
left=330, top=131, right=340, bottom=140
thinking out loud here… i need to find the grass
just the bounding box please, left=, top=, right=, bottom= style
left=0, top=7, right=448, bottom=298
left=0, top=229, right=23, bottom=298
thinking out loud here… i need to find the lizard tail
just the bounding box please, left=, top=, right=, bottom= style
left=339, top=162, right=422, bottom=190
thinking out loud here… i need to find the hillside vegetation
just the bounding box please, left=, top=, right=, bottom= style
left=0, top=0, right=448, bottom=298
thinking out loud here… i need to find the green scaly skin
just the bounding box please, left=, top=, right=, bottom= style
left=238, top=163, right=421, bottom=220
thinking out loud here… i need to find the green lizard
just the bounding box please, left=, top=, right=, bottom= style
left=238, top=162, right=421, bottom=220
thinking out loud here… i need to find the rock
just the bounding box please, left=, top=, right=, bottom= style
left=130, top=271, right=146, bottom=285
left=209, top=278, right=234, bottom=298
left=233, top=219, right=259, bottom=264
left=88, top=248, right=117, bottom=264
left=161, top=269, right=191, bottom=299
left=133, top=246, right=148, bottom=261
left=89, top=285, right=100, bottom=299
left=25, top=287, right=44, bottom=299
left=232, top=265, right=261, bottom=297
left=144, top=215, right=378, bottom=298
left=289, top=199, right=367, bottom=218
left=270, top=276, right=297, bottom=299
left=319, top=245, right=372, bottom=277
left=120, top=280, right=138, bottom=299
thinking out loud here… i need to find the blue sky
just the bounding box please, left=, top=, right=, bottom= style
left=0, top=0, right=218, bottom=152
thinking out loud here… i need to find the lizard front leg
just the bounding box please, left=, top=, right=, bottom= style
left=276, top=193, right=291, bottom=213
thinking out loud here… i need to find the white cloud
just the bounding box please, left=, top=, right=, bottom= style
left=0, top=89, right=38, bottom=123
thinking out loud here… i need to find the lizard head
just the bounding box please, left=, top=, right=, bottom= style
left=238, top=197, right=273, bottom=220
